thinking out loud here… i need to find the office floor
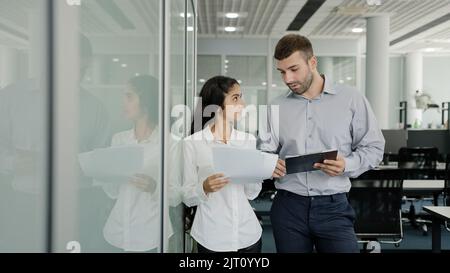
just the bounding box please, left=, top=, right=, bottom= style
left=252, top=199, right=450, bottom=253
left=258, top=216, right=450, bottom=253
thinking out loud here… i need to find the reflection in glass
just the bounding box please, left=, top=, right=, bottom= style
left=76, top=0, right=162, bottom=252
left=100, top=75, right=163, bottom=252
left=0, top=0, right=48, bottom=252
left=0, top=0, right=192, bottom=253
left=76, top=33, right=114, bottom=252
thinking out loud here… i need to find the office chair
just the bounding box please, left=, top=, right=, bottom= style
left=183, top=205, right=197, bottom=253
left=348, top=179, right=403, bottom=253
left=398, top=147, right=439, bottom=235
left=252, top=180, right=277, bottom=226
left=397, top=147, right=438, bottom=177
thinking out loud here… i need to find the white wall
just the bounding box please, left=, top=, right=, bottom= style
left=198, top=37, right=359, bottom=56
left=423, top=56, right=450, bottom=104
left=389, top=56, right=404, bottom=129
left=198, top=38, right=268, bottom=56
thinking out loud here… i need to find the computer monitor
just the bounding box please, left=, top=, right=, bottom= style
left=382, top=129, right=408, bottom=155
left=407, top=130, right=450, bottom=155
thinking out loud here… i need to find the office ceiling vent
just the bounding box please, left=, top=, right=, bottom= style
left=332, top=5, right=370, bottom=16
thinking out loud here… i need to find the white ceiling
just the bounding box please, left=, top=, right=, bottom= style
left=0, top=0, right=449, bottom=54
left=197, top=0, right=290, bottom=36
left=198, top=0, right=450, bottom=53
left=80, top=0, right=160, bottom=36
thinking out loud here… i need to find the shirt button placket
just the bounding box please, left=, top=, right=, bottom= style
left=232, top=187, right=239, bottom=249
left=306, top=100, right=313, bottom=150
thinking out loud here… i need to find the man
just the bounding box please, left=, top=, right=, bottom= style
left=0, top=78, right=46, bottom=251
left=77, top=34, right=113, bottom=251
left=78, top=34, right=111, bottom=154
left=262, top=34, right=385, bottom=253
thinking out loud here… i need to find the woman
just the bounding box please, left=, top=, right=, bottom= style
left=183, top=75, right=262, bottom=253
left=101, top=75, right=171, bottom=252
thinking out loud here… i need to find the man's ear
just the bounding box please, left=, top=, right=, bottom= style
left=309, top=56, right=318, bottom=71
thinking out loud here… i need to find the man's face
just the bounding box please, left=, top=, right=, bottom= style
left=276, top=51, right=316, bottom=95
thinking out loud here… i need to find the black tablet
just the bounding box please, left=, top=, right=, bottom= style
left=285, top=150, right=338, bottom=174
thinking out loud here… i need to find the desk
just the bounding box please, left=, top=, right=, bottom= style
left=403, top=180, right=445, bottom=205
left=376, top=162, right=447, bottom=170
left=261, top=178, right=447, bottom=198
left=423, top=206, right=450, bottom=253
left=358, top=164, right=448, bottom=180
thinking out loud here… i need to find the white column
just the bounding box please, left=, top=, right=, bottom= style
left=405, top=51, right=423, bottom=125
left=317, top=56, right=334, bottom=82
left=356, top=37, right=364, bottom=94
left=365, top=15, right=390, bottom=129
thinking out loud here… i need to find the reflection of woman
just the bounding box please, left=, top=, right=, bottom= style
left=183, top=76, right=262, bottom=253
left=102, top=75, right=168, bottom=252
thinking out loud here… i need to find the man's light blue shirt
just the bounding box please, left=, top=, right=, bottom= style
left=259, top=75, right=385, bottom=196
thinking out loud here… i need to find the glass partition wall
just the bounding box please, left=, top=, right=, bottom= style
left=0, top=0, right=49, bottom=253
left=0, top=0, right=196, bottom=253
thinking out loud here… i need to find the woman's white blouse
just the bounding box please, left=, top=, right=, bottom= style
left=183, top=126, right=262, bottom=252
left=102, top=128, right=172, bottom=252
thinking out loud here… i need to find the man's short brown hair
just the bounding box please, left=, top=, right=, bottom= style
left=274, top=34, right=314, bottom=61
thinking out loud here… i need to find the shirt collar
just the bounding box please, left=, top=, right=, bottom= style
left=322, top=74, right=337, bottom=95
left=285, top=74, right=337, bottom=98
left=202, top=123, right=237, bottom=143
left=132, top=126, right=159, bottom=144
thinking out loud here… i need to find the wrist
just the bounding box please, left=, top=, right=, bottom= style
left=203, top=181, right=209, bottom=194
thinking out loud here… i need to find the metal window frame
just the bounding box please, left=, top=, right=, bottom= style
left=46, top=0, right=54, bottom=253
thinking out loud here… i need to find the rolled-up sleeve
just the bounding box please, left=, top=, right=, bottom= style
left=182, top=139, right=208, bottom=207
left=343, top=95, right=385, bottom=178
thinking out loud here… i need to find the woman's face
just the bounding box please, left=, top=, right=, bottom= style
left=123, top=85, right=142, bottom=121
left=222, top=84, right=245, bottom=123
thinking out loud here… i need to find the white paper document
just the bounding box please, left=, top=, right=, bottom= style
left=212, top=146, right=278, bottom=184
left=78, top=145, right=145, bottom=182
